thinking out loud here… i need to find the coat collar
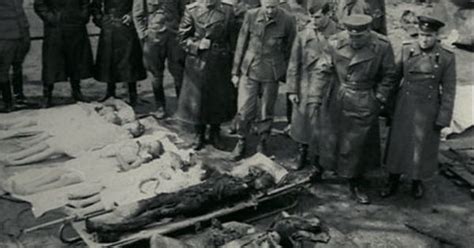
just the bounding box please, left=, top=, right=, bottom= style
left=335, top=31, right=377, bottom=66
left=256, top=7, right=282, bottom=25
left=408, top=42, right=442, bottom=58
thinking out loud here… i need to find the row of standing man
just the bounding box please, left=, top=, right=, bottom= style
left=0, top=0, right=456, bottom=204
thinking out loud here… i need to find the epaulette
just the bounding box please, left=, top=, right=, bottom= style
left=186, top=1, right=198, bottom=10
left=221, top=0, right=234, bottom=7
left=439, top=44, right=454, bottom=54
left=402, top=40, right=415, bottom=45
left=372, top=31, right=389, bottom=43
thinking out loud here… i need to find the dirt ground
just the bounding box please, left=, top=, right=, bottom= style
left=1, top=1, right=473, bottom=247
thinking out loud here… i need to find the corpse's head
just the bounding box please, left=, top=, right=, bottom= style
left=142, top=140, right=164, bottom=159
left=123, top=121, right=145, bottom=138
left=261, top=0, right=279, bottom=19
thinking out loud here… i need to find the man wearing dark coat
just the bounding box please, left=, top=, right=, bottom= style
left=286, top=0, right=340, bottom=170
left=231, top=0, right=296, bottom=160
left=381, top=16, right=456, bottom=199
left=0, top=0, right=30, bottom=112
left=34, top=0, right=94, bottom=107
left=133, top=0, right=188, bottom=118
left=175, top=0, right=238, bottom=150
left=90, top=0, right=147, bottom=106
left=316, top=14, right=396, bottom=204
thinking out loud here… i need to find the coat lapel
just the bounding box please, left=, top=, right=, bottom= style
left=349, top=44, right=375, bottom=66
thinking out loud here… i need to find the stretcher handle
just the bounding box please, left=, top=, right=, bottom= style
left=58, top=222, right=82, bottom=244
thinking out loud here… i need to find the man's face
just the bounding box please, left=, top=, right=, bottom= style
left=310, top=9, right=329, bottom=29
left=261, top=0, right=279, bottom=19
left=418, top=31, right=437, bottom=49
left=202, top=0, right=218, bottom=8
left=348, top=30, right=370, bottom=49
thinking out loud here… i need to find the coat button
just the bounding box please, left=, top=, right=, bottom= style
left=431, top=75, right=435, bottom=79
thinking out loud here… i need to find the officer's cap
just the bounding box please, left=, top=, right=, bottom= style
left=343, top=14, right=373, bottom=35
left=417, top=15, right=445, bottom=33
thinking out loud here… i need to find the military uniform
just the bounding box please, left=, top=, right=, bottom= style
left=0, top=0, right=29, bottom=111
left=232, top=7, right=296, bottom=143
left=133, top=0, right=187, bottom=114
left=318, top=27, right=396, bottom=179
left=385, top=41, right=456, bottom=180
left=34, top=0, right=93, bottom=105
left=175, top=1, right=237, bottom=148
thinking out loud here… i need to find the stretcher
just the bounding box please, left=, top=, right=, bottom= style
left=60, top=174, right=311, bottom=247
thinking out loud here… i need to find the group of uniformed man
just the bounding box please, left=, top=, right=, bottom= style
left=0, top=0, right=456, bottom=204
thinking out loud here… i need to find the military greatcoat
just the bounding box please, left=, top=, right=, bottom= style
left=34, top=0, right=94, bottom=85
left=318, top=30, right=397, bottom=178
left=385, top=42, right=456, bottom=180
left=175, top=2, right=237, bottom=125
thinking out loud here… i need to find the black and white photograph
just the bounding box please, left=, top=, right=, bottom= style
left=0, top=0, right=473, bottom=247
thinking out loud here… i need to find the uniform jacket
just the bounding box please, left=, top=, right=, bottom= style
left=0, top=0, right=29, bottom=40
left=175, top=2, right=237, bottom=125
left=132, top=0, right=187, bottom=40
left=232, top=7, right=296, bottom=82
left=34, top=0, right=90, bottom=28
left=317, top=30, right=397, bottom=177
left=385, top=41, right=456, bottom=179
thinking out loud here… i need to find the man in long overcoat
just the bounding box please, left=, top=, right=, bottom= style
left=231, top=0, right=296, bottom=160
left=287, top=0, right=340, bottom=170
left=175, top=0, right=237, bottom=150
left=34, top=0, right=94, bottom=107
left=316, top=14, right=396, bottom=204
left=0, top=0, right=29, bottom=112
left=90, top=0, right=147, bottom=106
left=381, top=16, right=456, bottom=199
left=133, top=0, right=188, bottom=118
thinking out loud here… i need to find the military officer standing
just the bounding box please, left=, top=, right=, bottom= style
left=317, top=14, right=396, bottom=204
left=91, top=0, right=147, bottom=106
left=231, top=0, right=296, bottom=160
left=381, top=16, right=456, bottom=199
left=34, top=0, right=94, bottom=107
left=175, top=0, right=237, bottom=150
left=133, top=0, right=188, bottom=118
left=0, top=0, right=30, bottom=112
left=287, top=0, right=339, bottom=170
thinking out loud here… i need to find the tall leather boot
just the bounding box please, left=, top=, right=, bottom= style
left=231, top=138, right=246, bottom=161
left=174, top=76, right=183, bottom=98
left=70, top=80, right=86, bottom=102
left=295, top=143, right=308, bottom=170
left=152, top=77, right=166, bottom=119
left=42, top=84, right=54, bottom=108
left=128, top=82, right=138, bottom=107
left=349, top=178, right=370, bottom=205
left=99, top=82, right=116, bottom=102
left=380, top=173, right=401, bottom=198
left=12, top=67, right=26, bottom=103
left=209, top=124, right=223, bottom=150
left=1, top=82, right=14, bottom=112
left=256, top=132, right=269, bottom=155
left=193, top=125, right=206, bottom=151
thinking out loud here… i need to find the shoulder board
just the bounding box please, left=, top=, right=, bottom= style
left=402, top=40, right=415, bottom=45
left=186, top=2, right=198, bottom=10
left=220, top=0, right=234, bottom=7
left=372, top=31, right=389, bottom=43
left=439, top=44, right=454, bottom=54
